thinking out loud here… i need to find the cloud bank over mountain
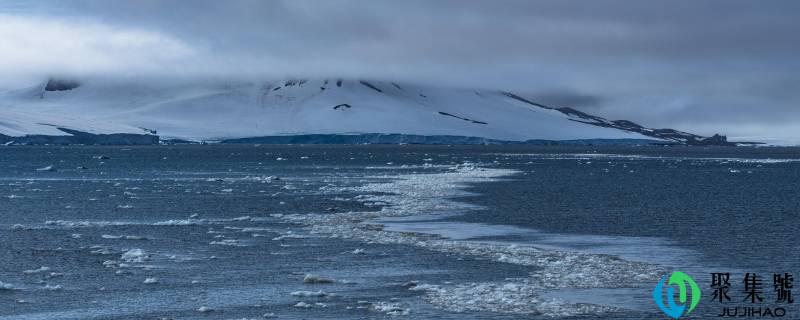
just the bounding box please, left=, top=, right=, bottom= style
left=1, top=0, right=798, bottom=142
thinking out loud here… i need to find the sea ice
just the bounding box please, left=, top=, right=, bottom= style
left=143, top=277, right=159, bottom=284
left=36, top=165, right=55, bottom=172
left=43, top=284, right=63, bottom=290
left=290, top=290, right=328, bottom=297
left=0, top=281, right=19, bottom=290
left=210, top=239, right=247, bottom=247
left=120, top=249, right=149, bottom=263
left=197, top=306, right=213, bottom=313
left=272, top=164, right=663, bottom=317
left=102, top=234, right=148, bottom=240
left=370, top=302, right=411, bottom=316
left=22, top=266, right=51, bottom=274
left=303, top=274, right=335, bottom=284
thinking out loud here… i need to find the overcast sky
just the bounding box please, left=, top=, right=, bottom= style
left=1, top=0, right=798, bottom=143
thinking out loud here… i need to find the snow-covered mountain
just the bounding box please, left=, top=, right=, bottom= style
left=0, top=78, right=733, bottom=145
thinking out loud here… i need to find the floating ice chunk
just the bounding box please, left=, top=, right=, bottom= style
left=408, top=283, right=441, bottom=291
left=11, top=224, right=29, bottom=230
left=370, top=302, right=410, bottom=316
left=143, top=277, right=159, bottom=284
left=23, top=266, right=51, bottom=274
left=303, top=274, right=334, bottom=284
left=120, top=249, right=149, bottom=263
left=43, top=284, right=63, bottom=290
left=197, top=306, right=213, bottom=313
left=36, top=165, right=55, bottom=172
left=46, top=220, right=125, bottom=228
left=351, top=248, right=365, bottom=254
left=91, top=246, right=114, bottom=255
left=102, top=234, right=148, bottom=240
left=272, top=232, right=307, bottom=241
left=293, top=302, right=312, bottom=308
left=116, top=204, right=133, bottom=209
left=0, top=281, right=19, bottom=290
left=210, top=239, right=247, bottom=247
left=221, top=189, right=234, bottom=193
left=153, top=219, right=205, bottom=226
left=276, top=157, right=287, bottom=161
left=290, top=290, right=328, bottom=297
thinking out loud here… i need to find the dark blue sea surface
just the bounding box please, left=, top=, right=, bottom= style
left=0, top=145, right=797, bottom=319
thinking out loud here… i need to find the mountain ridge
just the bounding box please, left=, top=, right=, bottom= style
left=0, top=78, right=747, bottom=145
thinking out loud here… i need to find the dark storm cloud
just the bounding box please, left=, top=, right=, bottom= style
left=2, top=0, right=799, bottom=142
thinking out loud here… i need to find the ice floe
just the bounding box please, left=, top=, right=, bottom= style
left=273, top=163, right=664, bottom=316
left=0, top=281, right=20, bottom=290
left=22, top=266, right=51, bottom=274
left=197, top=306, right=214, bottom=313
left=102, top=234, right=148, bottom=240
left=370, top=302, right=411, bottom=316
left=143, top=277, right=159, bottom=284
left=36, top=165, right=55, bottom=172
left=43, top=284, right=63, bottom=291
left=210, top=239, right=248, bottom=247
left=303, top=274, right=335, bottom=284
left=120, top=249, right=149, bottom=263
left=290, top=290, right=328, bottom=297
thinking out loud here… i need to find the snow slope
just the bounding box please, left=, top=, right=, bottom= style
left=0, top=79, right=654, bottom=142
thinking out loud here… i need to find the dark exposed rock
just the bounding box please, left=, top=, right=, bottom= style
left=437, top=112, right=488, bottom=125
left=501, top=91, right=553, bottom=110
left=359, top=81, right=383, bottom=93
left=498, top=92, right=746, bottom=146
left=688, top=134, right=734, bottom=146
left=44, top=78, right=81, bottom=91
left=0, top=128, right=158, bottom=145
left=220, top=133, right=657, bottom=145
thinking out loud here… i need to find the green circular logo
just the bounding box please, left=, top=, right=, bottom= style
left=653, top=271, right=701, bottom=319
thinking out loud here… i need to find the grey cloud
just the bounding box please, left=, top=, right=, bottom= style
left=524, top=91, right=607, bottom=109
left=3, top=0, right=799, bottom=141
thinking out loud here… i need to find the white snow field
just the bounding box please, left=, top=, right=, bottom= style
left=0, top=79, right=653, bottom=142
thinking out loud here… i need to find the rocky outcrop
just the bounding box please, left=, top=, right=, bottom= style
left=0, top=128, right=158, bottom=145
left=44, top=78, right=81, bottom=92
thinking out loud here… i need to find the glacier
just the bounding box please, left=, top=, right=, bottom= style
left=0, top=78, right=723, bottom=145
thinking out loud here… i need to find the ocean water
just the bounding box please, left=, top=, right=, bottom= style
left=0, top=145, right=797, bottom=319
